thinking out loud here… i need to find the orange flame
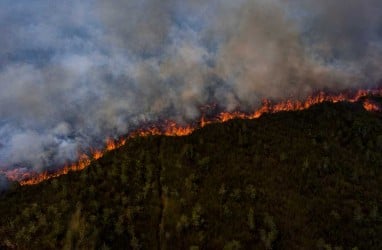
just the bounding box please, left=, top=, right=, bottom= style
left=2, top=88, right=381, bottom=186
left=92, top=150, right=103, bottom=160
left=363, top=100, right=380, bottom=112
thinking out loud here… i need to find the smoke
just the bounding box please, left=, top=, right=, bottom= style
left=0, top=0, right=382, bottom=175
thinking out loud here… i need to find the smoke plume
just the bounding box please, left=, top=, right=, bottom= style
left=1, top=0, right=382, bottom=174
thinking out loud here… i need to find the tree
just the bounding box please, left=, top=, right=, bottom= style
left=260, top=213, right=278, bottom=250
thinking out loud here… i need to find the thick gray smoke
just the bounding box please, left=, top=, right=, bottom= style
left=1, top=0, right=382, bottom=175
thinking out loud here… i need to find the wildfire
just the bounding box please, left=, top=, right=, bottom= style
left=2, top=88, right=382, bottom=186
left=363, top=100, right=381, bottom=112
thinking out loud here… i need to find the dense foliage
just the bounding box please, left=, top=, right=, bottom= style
left=0, top=100, right=382, bottom=249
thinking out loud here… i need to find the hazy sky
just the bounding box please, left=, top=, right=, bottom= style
left=0, top=0, right=381, bottom=176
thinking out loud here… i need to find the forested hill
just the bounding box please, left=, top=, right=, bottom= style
left=0, top=100, right=382, bottom=250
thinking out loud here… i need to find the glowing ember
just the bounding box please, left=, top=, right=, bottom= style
left=2, top=88, right=381, bottom=186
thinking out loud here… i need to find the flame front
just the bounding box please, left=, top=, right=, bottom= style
left=2, top=88, right=381, bottom=186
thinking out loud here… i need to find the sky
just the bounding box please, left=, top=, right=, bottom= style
left=0, top=0, right=382, bottom=176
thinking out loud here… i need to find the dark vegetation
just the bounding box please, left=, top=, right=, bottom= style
left=0, top=100, right=382, bottom=249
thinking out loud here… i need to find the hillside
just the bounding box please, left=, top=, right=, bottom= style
left=0, top=100, right=382, bottom=250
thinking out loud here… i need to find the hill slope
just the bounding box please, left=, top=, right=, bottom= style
left=0, top=101, right=382, bottom=249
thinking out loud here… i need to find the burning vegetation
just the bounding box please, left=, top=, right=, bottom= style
left=0, top=99, right=382, bottom=249
left=2, top=88, right=381, bottom=186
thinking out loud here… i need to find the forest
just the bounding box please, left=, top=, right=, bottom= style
left=0, top=99, right=381, bottom=250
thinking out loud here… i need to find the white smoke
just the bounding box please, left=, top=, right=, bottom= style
left=0, top=0, right=381, bottom=173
